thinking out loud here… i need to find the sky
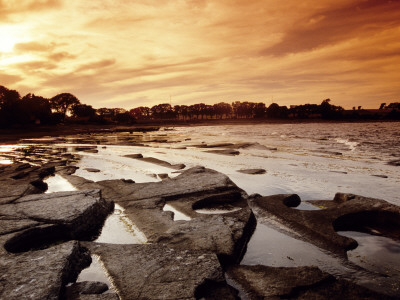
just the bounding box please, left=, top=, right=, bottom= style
left=1, top=0, right=400, bottom=110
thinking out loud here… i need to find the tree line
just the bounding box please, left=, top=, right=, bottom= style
left=1, top=84, right=399, bottom=128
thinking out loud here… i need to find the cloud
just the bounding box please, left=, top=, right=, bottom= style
left=263, top=0, right=400, bottom=56
left=0, top=72, right=22, bottom=85
left=13, top=41, right=57, bottom=52
left=0, top=0, right=62, bottom=23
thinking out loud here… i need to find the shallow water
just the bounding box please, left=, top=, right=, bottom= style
left=2, top=122, right=400, bottom=296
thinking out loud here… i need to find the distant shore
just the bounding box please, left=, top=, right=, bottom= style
left=0, top=118, right=398, bottom=145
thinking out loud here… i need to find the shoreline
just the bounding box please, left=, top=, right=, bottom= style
left=0, top=118, right=399, bottom=145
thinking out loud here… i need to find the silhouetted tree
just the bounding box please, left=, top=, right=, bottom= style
left=21, top=93, right=52, bottom=124
left=71, top=104, right=96, bottom=118
left=0, top=85, right=21, bottom=127
left=50, top=93, right=80, bottom=117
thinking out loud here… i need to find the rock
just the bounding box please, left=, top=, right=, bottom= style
left=227, top=265, right=394, bottom=299
left=205, top=149, right=240, bottom=156
left=84, top=168, right=101, bottom=173
left=1, top=190, right=113, bottom=252
left=372, top=174, right=388, bottom=178
left=0, top=163, right=57, bottom=204
left=237, top=168, right=266, bottom=175
left=123, top=153, right=143, bottom=159
left=249, top=193, right=400, bottom=255
left=85, top=243, right=230, bottom=300
left=70, top=167, right=255, bottom=264
left=65, top=281, right=108, bottom=296
left=127, top=155, right=185, bottom=170
left=387, top=159, right=400, bottom=166
left=0, top=241, right=91, bottom=300
left=158, top=173, right=169, bottom=180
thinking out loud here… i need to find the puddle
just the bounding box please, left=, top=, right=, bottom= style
left=294, top=202, right=321, bottom=211
left=195, top=207, right=242, bottom=214
left=338, top=231, right=400, bottom=277
left=44, top=174, right=77, bottom=193
left=163, top=204, right=191, bottom=221
left=241, top=223, right=346, bottom=276
left=0, top=158, right=13, bottom=165
left=76, top=254, right=115, bottom=292
left=94, top=204, right=147, bottom=244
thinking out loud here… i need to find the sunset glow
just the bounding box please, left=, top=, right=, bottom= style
left=1, top=0, right=400, bottom=109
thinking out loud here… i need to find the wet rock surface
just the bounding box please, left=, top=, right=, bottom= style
left=249, top=193, right=400, bottom=255
left=84, top=242, right=238, bottom=300
left=1, top=148, right=400, bottom=299
left=0, top=241, right=91, bottom=300
left=71, top=167, right=256, bottom=264
left=227, top=265, right=395, bottom=300
left=237, top=168, right=266, bottom=175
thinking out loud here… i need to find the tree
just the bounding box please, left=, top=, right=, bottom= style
left=71, top=104, right=96, bottom=118
left=21, top=93, right=52, bottom=124
left=50, top=93, right=80, bottom=117
left=379, top=103, right=386, bottom=110
left=0, top=85, right=21, bottom=127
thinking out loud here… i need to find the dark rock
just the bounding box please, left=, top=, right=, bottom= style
left=227, top=265, right=394, bottom=299
left=237, top=168, right=266, bottom=175
left=0, top=241, right=91, bottom=300
left=127, top=155, right=185, bottom=170
left=249, top=193, right=400, bottom=255
left=0, top=163, right=57, bottom=204
left=158, top=173, right=169, bottom=180
left=372, top=174, right=388, bottom=178
left=70, top=167, right=255, bottom=264
left=66, top=281, right=108, bottom=295
left=85, top=243, right=226, bottom=300
left=84, top=168, right=101, bottom=173
left=387, top=159, right=400, bottom=166
left=330, top=170, right=348, bottom=174
left=123, top=153, right=143, bottom=159
left=1, top=190, right=113, bottom=253
left=205, top=149, right=240, bottom=156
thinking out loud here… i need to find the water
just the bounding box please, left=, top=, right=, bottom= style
left=2, top=121, right=400, bottom=295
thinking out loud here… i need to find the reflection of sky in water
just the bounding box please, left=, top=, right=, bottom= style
left=338, top=231, right=400, bottom=277
left=241, top=223, right=350, bottom=278
left=95, top=204, right=147, bottom=244
left=163, top=204, right=191, bottom=221
left=44, top=175, right=76, bottom=193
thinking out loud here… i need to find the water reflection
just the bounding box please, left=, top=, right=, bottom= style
left=44, top=174, right=76, bottom=193
left=94, top=204, right=147, bottom=244
left=163, top=204, right=191, bottom=221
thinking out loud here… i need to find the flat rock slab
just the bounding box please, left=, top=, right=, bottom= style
left=84, top=168, right=101, bottom=173
left=237, top=168, right=266, bottom=175
left=127, top=155, right=185, bottom=170
left=205, top=149, right=240, bottom=156
left=1, top=190, right=113, bottom=253
left=66, top=167, right=255, bottom=264
left=0, top=163, right=57, bottom=204
left=249, top=193, right=400, bottom=255
left=86, top=243, right=231, bottom=300
left=0, top=241, right=91, bottom=300
left=227, top=265, right=394, bottom=299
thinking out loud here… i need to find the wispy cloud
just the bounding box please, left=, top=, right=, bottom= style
left=1, top=0, right=399, bottom=109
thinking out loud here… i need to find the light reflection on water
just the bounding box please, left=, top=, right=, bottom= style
left=95, top=204, right=147, bottom=244
left=338, top=231, right=400, bottom=277
left=44, top=174, right=77, bottom=193
left=163, top=204, right=191, bottom=221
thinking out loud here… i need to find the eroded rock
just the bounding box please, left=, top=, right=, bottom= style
left=0, top=241, right=91, bottom=300
left=249, top=193, right=400, bottom=255
left=85, top=242, right=232, bottom=300
left=227, top=265, right=394, bottom=300
left=1, top=190, right=113, bottom=253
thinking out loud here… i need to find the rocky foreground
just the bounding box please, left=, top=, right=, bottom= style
left=1, top=159, right=400, bottom=299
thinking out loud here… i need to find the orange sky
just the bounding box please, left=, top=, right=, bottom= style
left=1, top=0, right=400, bottom=109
